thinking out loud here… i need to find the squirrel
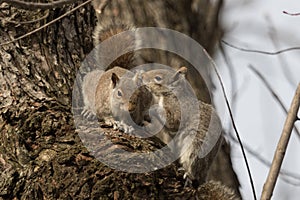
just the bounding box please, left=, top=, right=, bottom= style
left=81, top=66, right=152, bottom=133
left=81, top=4, right=149, bottom=132
left=139, top=67, right=223, bottom=188
left=141, top=67, right=189, bottom=134
left=95, top=67, right=151, bottom=133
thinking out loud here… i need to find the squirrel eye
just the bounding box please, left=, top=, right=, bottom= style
left=117, top=90, right=123, bottom=97
left=154, top=75, right=162, bottom=82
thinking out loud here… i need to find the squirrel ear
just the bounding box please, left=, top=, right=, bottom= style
left=178, top=66, right=188, bottom=74
left=111, top=73, right=120, bottom=88
left=171, top=66, right=188, bottom=82
left=132, top=70, right=143, bottom=86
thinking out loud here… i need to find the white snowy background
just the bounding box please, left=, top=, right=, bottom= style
left=213, top=0, right=300, bottom=199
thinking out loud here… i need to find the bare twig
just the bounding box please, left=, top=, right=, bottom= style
left=261, top=83, right=300, bottom=200
left=0, top=0, right=92, bottom=46
left=266, top=16, right=296, bottom=87
left=203, top=49, right=257, bottom=200
left=0, top=0, right=77, bottom=10
left=283, top=11, right=300, bottom=16
left=226, top=132, right=300, bottom=184
left=248, top=65, right=300, bottom=140
left=222, top=40, right=300, bottom=55
left=219, top=42, right=238, bottom=109
left=280, top=175, right=300, bottom=187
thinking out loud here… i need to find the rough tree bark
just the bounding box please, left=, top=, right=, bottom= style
left=0, top=0, right=240, bottom=199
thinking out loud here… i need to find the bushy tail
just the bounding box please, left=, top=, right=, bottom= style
left=93, top=19, right=137, bottom=70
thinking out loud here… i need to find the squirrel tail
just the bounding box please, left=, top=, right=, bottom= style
left=93, top=19, right=137, bottom=71
left=196, top=181, right=240, bottom=200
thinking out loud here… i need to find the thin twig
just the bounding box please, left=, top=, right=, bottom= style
left=226, top=132, right=300, bottom=184
left=261, top=83, right=300, bottom=200
left=0, top=0, right=77, bottom=10
left=203, top=49, right=257, bottom=200
left=266, top=16, right=296, bottom=87
left=0, top=0, right=92, bottom=46
left=222, top=40, right=300, bottom=55
left=219, top=42, right=238, bottom=109
left=280, top=175, right=300, bottom=187
left=248, top=65, right=300, bottom=140
left=283, top=11, right=300, bottom=16
left=219, top=41, right=241, bottom=140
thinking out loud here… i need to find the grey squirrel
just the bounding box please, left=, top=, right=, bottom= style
left=101, top=68, right=152, bottom=133
left=81, top=6, right=149, bottom=132
left=94, top=67, right=134, bottom=128
left=81, top=66, right=152, bottom=133
left=140, top=67, right=223, bottom=187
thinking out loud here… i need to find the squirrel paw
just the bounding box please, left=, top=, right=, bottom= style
left=81, top=109, right=97, bottom=120
left=112, top=121, right=120, bottom=130
left=123, top=125, right=135, bottom=134
left=113, top=121, right=135, bottom=134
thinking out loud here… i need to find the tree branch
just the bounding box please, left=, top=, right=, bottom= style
left=0, top=0, right=92, bottom=46
left=261, top=83, right=300, bottom=200
left=0, top=0, right=78, bottom=10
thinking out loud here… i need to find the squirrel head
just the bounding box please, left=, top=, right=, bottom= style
left=141, top=66, right=188, bottom=86
left=111, top=71, right=142, bottom=102
left=110, top=70, right=151, bottom=125
left=111, top=72, right=136, bottom=112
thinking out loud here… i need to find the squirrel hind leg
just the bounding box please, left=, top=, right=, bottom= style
left=183, top=173, right=201, bottom=189
left=183, top=174, right=193, bottom=188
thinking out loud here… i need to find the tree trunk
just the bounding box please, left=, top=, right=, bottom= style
left=0, top=0, right=240, bottom=199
